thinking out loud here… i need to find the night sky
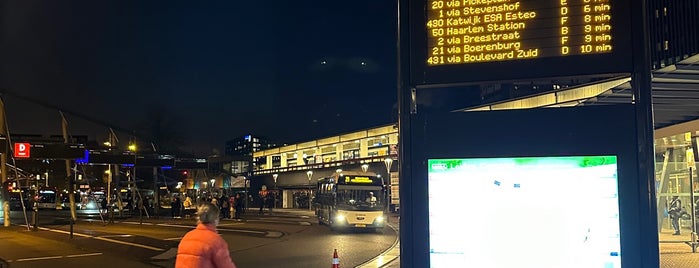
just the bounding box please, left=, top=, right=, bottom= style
left=0, top=1, right=399, bottom=155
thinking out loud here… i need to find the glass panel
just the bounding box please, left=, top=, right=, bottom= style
left=655, top=132, right=699, bottom=258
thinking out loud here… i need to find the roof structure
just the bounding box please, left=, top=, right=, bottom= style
left=457, top=53, right=699, bottom=137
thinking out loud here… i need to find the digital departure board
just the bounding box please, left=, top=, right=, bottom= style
left=427, top=0, right=615, bottom=65
left=408, top=0, right=633, bottom=85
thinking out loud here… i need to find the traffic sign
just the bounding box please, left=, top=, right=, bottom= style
left=14, top=142, right=30, bottom=158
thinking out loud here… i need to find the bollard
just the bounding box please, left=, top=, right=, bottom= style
left=32, top=201, right=38, bottom=231
left=3, top=201, right=9, bottom=227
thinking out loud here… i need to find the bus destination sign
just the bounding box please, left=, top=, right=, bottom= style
left=411, top=0, right=632, bottom=85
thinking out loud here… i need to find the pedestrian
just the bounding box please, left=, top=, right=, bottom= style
left=266, top=193, right=275, bottom=212
left=220, top=195, right=230, bottom=219
left=172, top=195, right=182, bottom=218
left=100, top=197, right=108, bottom=215
left=175, top=203, right=238, bottom=268
left=234, top=193, right=244, bottom=220
left=258, top=194, right=265, bottom=215
left=228, top=196, right=238, bottom=218
left=247, top=194, right=253, bottom=214
left=183, top=195, right=193, bottom=209
left=668, top=196, right=683, bottom=235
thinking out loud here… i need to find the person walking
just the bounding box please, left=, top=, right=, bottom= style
left=220, top=195, right=230, bottom=219
left=175, top=203, right=238, bottom=268
left=669, top=196, right=683, bottom=235
left=172, top=195, right=182, bottom=219
left=234, top=193, right=244, bottom=220
left=100, top=197, right=108, bottom=216
left=258, top=194, right=265, bottom=215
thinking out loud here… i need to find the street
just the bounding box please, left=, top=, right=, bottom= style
left=0, top=208, right=398, bottom=267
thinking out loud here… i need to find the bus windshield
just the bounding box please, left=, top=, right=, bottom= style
left=335, top=185, right=383, bottom=211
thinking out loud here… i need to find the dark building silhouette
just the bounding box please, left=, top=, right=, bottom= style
left=224, top=135, right=282, bottom=157
left=648, top=0, right=699, bottom=69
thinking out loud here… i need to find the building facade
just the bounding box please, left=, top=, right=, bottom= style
left=250, top=124, right=399, bottom=210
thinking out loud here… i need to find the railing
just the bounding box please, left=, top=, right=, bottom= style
left=253, top=155, right=396, bottom=175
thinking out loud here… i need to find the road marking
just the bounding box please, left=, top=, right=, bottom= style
left=155, top=223, right=193, bottom=228
left=11, top=253, right=102, bottom=263
left=155, top=223, right=265, bottom=235
left=122, top=221, right=154, bottom=225
left=265, top=231, right=284, bottom=238
left=93, top=236, right=164, bottom=251
left=218, top=222, right=244, bottom=227
left=100, top=234, right=133, bottom=238
left=38, top=227, right=91, bottom=238
left=38, top=226, right=164, bottom=251
left=66, top=253, right=103, bottom=258
left=243, top=219, right=312, bottom=226
left=15, top=256, right=63, bottom=262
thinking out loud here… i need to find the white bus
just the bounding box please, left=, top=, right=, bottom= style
left=314, top=171, right=387, bottom=232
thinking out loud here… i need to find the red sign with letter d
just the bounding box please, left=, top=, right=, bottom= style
left=14, top=143, right=30, bottom=158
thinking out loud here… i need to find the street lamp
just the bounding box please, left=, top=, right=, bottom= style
left=210, top=179, right=215, bottom=189
left=272, top=174, right=278, bottom=209
left=384, top=158, right=393, bottom=215
left=361, top=164, right=369, bottom=172
left=128, top=143, right=137, bottom=213
left=105, top=168, right=113, bottom=223
left=242, top=175, right=248, bottom=211
left=306, top=171, right=313, bottom=211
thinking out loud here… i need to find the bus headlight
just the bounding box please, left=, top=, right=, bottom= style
left=335, top=214, right=346, bottom=222
left=375, top=216, right=385, bottom=223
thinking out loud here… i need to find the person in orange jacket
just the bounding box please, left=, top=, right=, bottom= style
left=176, top=203, right=237, bottom=268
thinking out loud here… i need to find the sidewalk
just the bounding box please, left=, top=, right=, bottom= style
left=658, top=229, right=699, bottom=267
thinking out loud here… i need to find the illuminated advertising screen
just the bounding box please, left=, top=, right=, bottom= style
left=409, top=0, right=633, bottom=85
left=428, top=156, right=621, bottom=268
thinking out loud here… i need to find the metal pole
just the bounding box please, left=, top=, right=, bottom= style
left=2, top=153, right=9, bottom=227
left=397, top=0, right=419, bottom=264
left=307, top=171, right=313, bottom=211
left=108, top=165, right=114, bottom=223
left=0, top=99, right=9, bottom=227
left=153, top=167, right=159, bottom=219
left=690, top=167, right=697, bottom=252
left=631, top=0, right=659, bottom=264
left=244, top=175, right=248, bottom=212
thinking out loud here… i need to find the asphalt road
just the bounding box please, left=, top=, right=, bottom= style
left=0, top=208, right=398, bottom=268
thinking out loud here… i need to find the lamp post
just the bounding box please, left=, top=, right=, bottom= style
left=242, top=175, right=248, bottom=211
left=105, top=168, right=113, bottom=223
left=384, top=158, right=393, bottom=215
left=272, top=174, right=278, bottom=209
left=128, top=143, right=137, bottom=215
left=306, top=170, right=313, bottom=211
